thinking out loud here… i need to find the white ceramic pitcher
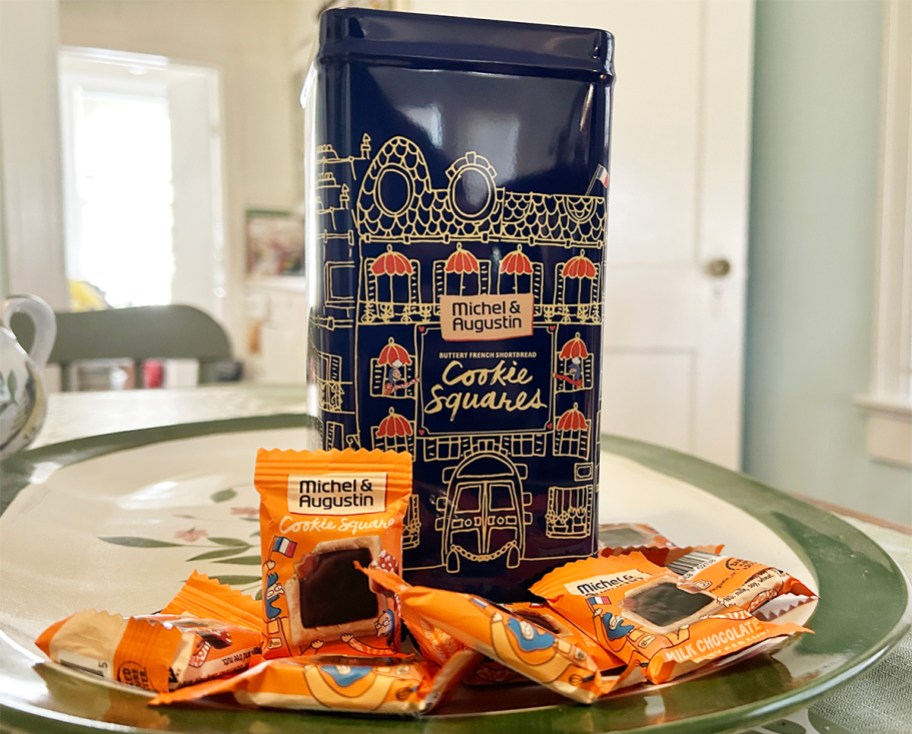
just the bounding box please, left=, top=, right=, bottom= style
left=0, top=295, right=57, bottom=459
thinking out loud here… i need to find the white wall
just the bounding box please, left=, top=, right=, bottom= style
left=745, top=0, right=912, bottom=523
left=0, top=0, right=68, bottom=308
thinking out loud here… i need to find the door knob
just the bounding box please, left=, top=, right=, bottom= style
left=706, top=258, right=731, bottom=278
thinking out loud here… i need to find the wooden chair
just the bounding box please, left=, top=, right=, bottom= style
left=12, top=304, right=236, bottom=391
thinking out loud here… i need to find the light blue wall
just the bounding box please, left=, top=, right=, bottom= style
left=745, top=0, right=912, bottom=523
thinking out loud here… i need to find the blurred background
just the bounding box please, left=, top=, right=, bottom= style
left=0, top=0, right=909, bottom=523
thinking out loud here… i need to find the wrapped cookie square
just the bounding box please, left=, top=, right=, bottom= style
left=255, top=448, right=412, bottom=658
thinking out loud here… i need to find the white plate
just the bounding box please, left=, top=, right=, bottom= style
left=0, top=419, right=906, bottom=734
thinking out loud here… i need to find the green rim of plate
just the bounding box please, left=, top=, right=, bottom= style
left=1, top=417, right=909, bottom=734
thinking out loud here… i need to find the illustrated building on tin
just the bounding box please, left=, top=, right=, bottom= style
left=310, top=133, right=606, bottom=581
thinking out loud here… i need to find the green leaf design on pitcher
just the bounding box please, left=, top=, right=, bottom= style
left=4, top=370, right=18, bottom=406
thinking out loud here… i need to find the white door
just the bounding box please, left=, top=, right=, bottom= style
left=403, top=0, right=753, bottom=469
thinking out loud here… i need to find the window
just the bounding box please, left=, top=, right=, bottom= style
left=508, top=432, right=546, bottom=457
left=369, top=356, right=415, bottom=398
left=424, top=435, right=462, bottom=462
left=59, top=49, right=224, bottom=314
left=546, top=485, right=594, bottom=539
left=857, top=0, right=912, bottom=467
left=554, top=422, right=590, bottom=459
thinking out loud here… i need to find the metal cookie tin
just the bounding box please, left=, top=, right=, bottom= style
left=306, top=7, right=614, bottom=600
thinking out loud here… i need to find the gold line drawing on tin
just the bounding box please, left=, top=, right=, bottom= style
left=320, top=420, right=349, bottom=451
left=356, top=136, right=605, bottom=248
left=316, top=171, right=352, bottom=234
left=313, top=132, right=605, bottom=566
left=435, top=450, right=533, bottom=573
left=323, top=261, right=356, bottom=317
left=555, top=332, right=593, bottom=393
left=548, top=250, right=602, bottom=324
left=545, top=484, right=594, bottom=539
left=355, top=238, right=603, bottom=325
left=402, top=494, right=422, bottom=551
left=317, top=133, right=605, bottom=326
left=317, top=134, right=373, bottom=181
left=311, top=347, right=354, bottom=416
left=553, top=403, right=591, bottom=460
left=361, top=246, right=427, bottom=324
left=421, top=431, right=548, bottom=464
left=497, top=243, right=544, bottom=301
left=436, top=243, right=489, bottom=296
left=371, top=406, right=415, bottom=454
left=370, top=337, right=418, bottom=399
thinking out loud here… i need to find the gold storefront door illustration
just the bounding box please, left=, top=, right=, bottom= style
left=436, top=456, right=532, bottom=574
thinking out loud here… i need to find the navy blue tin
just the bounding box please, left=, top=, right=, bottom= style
left=306, top=8, right=614, bottom=601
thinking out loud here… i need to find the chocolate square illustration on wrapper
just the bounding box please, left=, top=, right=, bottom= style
left=286, top=537, right=382, bottom=645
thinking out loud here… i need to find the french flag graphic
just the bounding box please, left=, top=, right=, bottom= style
left=272, top=537, right=297, bottom=557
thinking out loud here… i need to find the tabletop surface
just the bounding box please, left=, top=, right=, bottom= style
left=15, top=383, right=912, bottom=733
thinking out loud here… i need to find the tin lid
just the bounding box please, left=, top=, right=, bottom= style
left=318, top=8, right=613, bottom=82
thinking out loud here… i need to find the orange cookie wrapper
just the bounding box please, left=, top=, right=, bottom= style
left=400, top=601, right=468, bottom=667
left=35, top=574, right=263, bottom=692
left=160, top=571, right=263, bottom=630
left=151, top=651, right=480, bottom=716
left=254, top=448, right=412, bottom=658
left=531, top=553, right=812, bottom=684
left=661, top=549, right=817, bottom=612
left=597, top=524, right=724, bottom=565
left=507, top=601, right=625, bottom=672
left=460, top=602, right=626, bottom=688
left=361, top=565, right=642, bottom=703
